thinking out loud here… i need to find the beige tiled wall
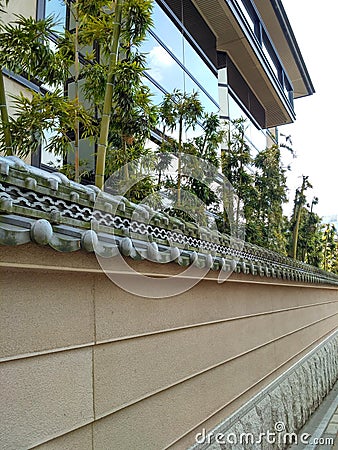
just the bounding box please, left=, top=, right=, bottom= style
left=1, top=244, right=337, bottom=449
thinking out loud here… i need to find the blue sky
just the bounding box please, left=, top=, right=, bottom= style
left=281, top=0, right=338, bottom=217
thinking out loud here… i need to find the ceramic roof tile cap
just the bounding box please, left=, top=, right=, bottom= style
left=30, top=219, right=53, bottom=245
left=81, top=230, right=98, bottom=252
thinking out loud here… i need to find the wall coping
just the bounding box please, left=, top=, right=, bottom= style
left=1, top=155, right=338, bottom=286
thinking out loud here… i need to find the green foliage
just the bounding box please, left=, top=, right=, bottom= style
left=285, top=182, right=338, bottom=272
left=109, top=55, right=158, bottom=147
left=82, top=62, right=107, bottom=108
left=158, top=93, right=225, bottom=211
left=184, top=113, right=224, bottom=208
left=126, top=176, right=161, bottom=206
left=0, top=0, right=156, bottom=184
left=289, top=175, right=312, bottom=259
left=252, top=144, right=289, bottom=253
left=122, top=0, right=153, bottom=46
left=221, top=118, right=291, bottom=253
left=322, top=224, right=337, bottom=272
left=1, top=89, right=97, bottom=157
left=58, top=158, right=93, bottom=182
left=93, top=0, right=155, bottom=188
left=159, top=89, right=204, bottom=138
left=77, top=0, right=153, bottom=52
left=0, top=15, right=70, bottom=84
left=221, top=118, right=255, bottom=235
left=0, top=0, right=9, bottom=15
left=299, top=210, right=323, bottom=266
left=159, top=89, right=204, bottom=204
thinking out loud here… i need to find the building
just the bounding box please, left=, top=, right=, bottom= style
left=5, top=3, right=337, bottom=450
left=1, top=0, right=314, bottom=170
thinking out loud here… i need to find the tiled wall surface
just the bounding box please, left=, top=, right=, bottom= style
left=1, top=244, right=337, bottom=449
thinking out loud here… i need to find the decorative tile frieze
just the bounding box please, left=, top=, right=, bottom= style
left=1, top=156, right=338, bottom=285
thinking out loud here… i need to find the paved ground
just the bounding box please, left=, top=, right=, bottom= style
left=288, top=381, right=338, bottom=450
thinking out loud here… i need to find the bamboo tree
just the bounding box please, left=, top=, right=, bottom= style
left=95, top=0, right=123, bottom=190
left=73, top=0, right=80, bottom=182
left=0, top=69, right=11, bottom=153
left=322, top=224, right=337, bottom=272
left=0, top=14, right=75, bottom=155
left=253, top=144, right=289, bottom=253
left=291, top=175, right=312, bottom=259
left=185, top=112, right=223, bottom=207
left=160, top=89, right=203, bottom=205
left=294, top=198, right=323, bottom=266
left=0, top=1, right=16, bottom=153
left=222, top=118, right=254, bottom=233
left=1, top=0, right=154, bottom=186
left=302, top=196, right=318, bottom=261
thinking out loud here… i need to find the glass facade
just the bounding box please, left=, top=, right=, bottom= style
left=141, top=2, right=219, bottom=122
left=235, top=0, right=293, bottom=108
left=37, top=0, right=67, bottom=166
left=228, top=95, right=270, bottom=154
left=35, top=0, right=282, bottom=166
left=45, top=0, right=66, bottom=33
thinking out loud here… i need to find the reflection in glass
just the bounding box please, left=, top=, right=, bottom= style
left=229, top=96, right=267, bottom=153
left=262, top=43, right=279, bottom=79
left=142, top=35, right=185, bottom=94
left=151, top=3, right=184, bottom=61
left=183, top=38, right=218, bottom=101
left=236, top=0, right=255, bottom=33
left=184, top=77, right=218, bottom=114
left=141, top=2, right=219, bottom=120
left=45, top=0, right=66, bottom=33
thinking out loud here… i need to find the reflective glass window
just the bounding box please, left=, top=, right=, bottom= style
left=151, top=3, right=184, bottom=62
left=262, top=42, right=279, bottom=79
left=236, top=0, right=255, bottom=33
left=229, top=95, right=267, bottom=153
left=184, top=76, right=218, bottom=114
left=45, top=0, right=66, bottom=33
left=142, top=2, right=219, bottom=116
left=183, top=38, right=218, bottom=102
left=142, top=76, right=165, bottom=106
left=142, top=34, right=185, bottom=94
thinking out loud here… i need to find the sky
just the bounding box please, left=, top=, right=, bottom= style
left=280, top=0, right=338, bottom=218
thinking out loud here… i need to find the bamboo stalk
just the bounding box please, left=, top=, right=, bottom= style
left=292, top=176, right=307, bottom=259
left=73, top=0, right=80, bottom=182
left=0, top=69, right=12, bottom=154
left=177, top=116, right=182, bottom=205
left=95, top=0, right=123, bottom=190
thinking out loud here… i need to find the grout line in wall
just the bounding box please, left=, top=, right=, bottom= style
left=2, top=261, right=338, bottom=290
left=0, top=342, right=95, bottom=363
left=1, top=303, right=336, bottom=363
left=95, top=301, right=338, bottom=346
left=93, top=317, right=337, bottom=421
left=26, top=329, right=337, bottom=449
left=164, top=328, right=338, bottom=449
left=92, top=274, right=97, bottom=427
left=28, top=419, right=94, bottom=449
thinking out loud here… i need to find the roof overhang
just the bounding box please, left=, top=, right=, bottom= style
left=254, top=0, right=315, bottom=99
left=191, top=0, right=313, bottom=128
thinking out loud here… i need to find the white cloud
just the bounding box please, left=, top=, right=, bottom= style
left=148, top=45, right=174, bottom=82
left=149, top=45, right=174, bottom=67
